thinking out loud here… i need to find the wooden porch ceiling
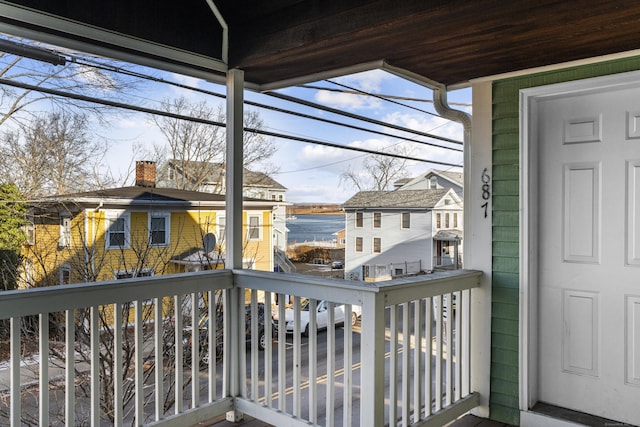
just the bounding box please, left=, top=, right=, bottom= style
left=3, top=0, right=640, bottom=87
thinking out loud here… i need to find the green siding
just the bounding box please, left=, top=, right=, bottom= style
left=490, top=55, right=640, bottom=424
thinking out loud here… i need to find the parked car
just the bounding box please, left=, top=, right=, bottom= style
left=275, top=299, right=361, bottom=336
left=166, top=303, right=274, bottom=367
left=331, top=260, right=344, bottom=269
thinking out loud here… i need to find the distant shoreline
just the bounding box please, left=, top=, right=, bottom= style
left=287, top=204, right=343, bottom=216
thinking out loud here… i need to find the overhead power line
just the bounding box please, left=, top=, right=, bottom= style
left=298, top=84, right=472, bottom=107
left=68, top=56, right=462, bottom=152
left=264, top=91, right=463, bottom=145
left=0, top=77, right=460, bottom=167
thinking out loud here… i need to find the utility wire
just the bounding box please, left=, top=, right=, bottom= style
left=264, top=91, right=463, bottom=145
left=0, top=77, right=460, bottom=167
left=298, top=84, right=471, bottom=107
left=326, top=79, right=440, bottom=117
left=67, top=56, right=463, bottom=150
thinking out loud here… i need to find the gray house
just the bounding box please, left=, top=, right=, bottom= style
left=343, top=188, right=463, bottom=281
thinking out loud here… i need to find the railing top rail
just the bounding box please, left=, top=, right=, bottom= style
left=0, top=269, right=233, bottom=319
left=0, top=269, right=482, bottom=319
left=233, top=268, right=482, bottom=307
left=376, top=269, right=482, bottom=306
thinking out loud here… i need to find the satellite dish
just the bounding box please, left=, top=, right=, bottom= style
left=203, top=233, right=216, bottom=253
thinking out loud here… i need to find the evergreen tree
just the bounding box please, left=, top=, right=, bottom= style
left=0, top=183, right=26, bottom=291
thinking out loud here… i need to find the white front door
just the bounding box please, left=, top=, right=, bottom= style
left=535, top=78, right=640, bottom=424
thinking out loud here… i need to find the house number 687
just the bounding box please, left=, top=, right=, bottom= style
left=480, top=167, right=491, bottom=218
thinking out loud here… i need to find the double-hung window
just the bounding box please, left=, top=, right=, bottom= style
left=373, top=212, right=381, bottom=228
left=217, top=215, right=226, bottom=243
left=355, top=236, right=363, bottom=252
left=373, top=237, right=381, bottom=253
left=401, top=212, right=411, bottom=229
left=355, top=212, right=363, bottom=228
left=59, top=217, right=71, bottom=248
left=149, top=212, right=170, bottom=246
left=60, top=264, right=71, bottom=285
left=106, top=212, right=129, bottom=249
left=248, top=215, right=261, bottom=240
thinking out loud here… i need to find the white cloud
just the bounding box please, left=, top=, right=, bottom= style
left=313, top=69, right=394, bottom=110
left=333, top=69, right=391, bottom=93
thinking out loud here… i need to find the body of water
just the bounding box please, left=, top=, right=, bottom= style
left=287, top=214, right=345, bottom=244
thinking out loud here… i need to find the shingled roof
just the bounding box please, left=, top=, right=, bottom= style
left=342, top=189, right=451, bottom=210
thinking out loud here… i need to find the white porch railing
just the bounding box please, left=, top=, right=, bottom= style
left=0, top=269, right=481, bottom=426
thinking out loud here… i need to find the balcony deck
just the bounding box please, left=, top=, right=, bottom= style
left=202, top=413, right=514, bottom=427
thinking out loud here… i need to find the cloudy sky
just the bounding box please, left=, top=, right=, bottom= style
left=107, top=68, right=469, bottom=203
left=1, top=37, right=470, bottom=204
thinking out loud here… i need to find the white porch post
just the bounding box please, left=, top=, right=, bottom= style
left=359, top=290, right=386, bottom=426
left=224, top=68, right=245, bottom=422
left=468, top=79, right=493, bottom=416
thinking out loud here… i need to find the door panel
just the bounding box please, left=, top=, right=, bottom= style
left=537, top=86, right=640, bottom=424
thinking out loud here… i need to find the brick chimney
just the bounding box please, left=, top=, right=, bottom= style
left=135, top=160, right=156, bottom=187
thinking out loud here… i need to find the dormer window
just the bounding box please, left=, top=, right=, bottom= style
left=429, top=176, right=438, bottom=189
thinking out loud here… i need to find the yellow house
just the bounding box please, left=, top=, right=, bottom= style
left=22, top=183, right=280, bottom=289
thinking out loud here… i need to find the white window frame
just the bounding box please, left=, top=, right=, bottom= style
left=217, top=214, right=226, bottom=244
left=355, top=211, right=363, bottom=228
left=373, top=212, right=382, bottom=228
left=373, top=237, right=381, bottom=253
left=105, top=211, right=130, bottom=249
left=149, top=211, right=170, bottom=247
left=248, top=215, right=261, bottom=240
left=59, top=217, right=71, bottom=248
left=401, top=212, right=411, bottom=229
left=355, top=236, right=363, bottom=252
left=59, top=264, right=71, bottom=285
left=24, top=215, right=35, bottom=246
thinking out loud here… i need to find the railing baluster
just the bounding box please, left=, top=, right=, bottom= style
left=413, top=300, right=423, bottom=423
left=114, top=303, right=123, bottom=426
left=343, top=303, right=353, bottom=427
left=112, top=303, right=124, bottom=426
left=154, top=297, right=163, bottom=421
left=424, top=298, right=432, bottom=417
left=454, top=291, right=462, bottom=401
left=264, top=291, right=272, bottom=407
left=208, top=290, right=216, bottom=402
left=65, top=309, right=75, bottom=427
left=434, top=296, right=443, bottom=412
left=191, top=292, right=199, bottom=409
left=462, top=289, right=471, bottom=397
left=39, top=312, right=49, bottom=426
left=174, top=295, right=184, bottom=415
left=90, top=306, right=99, bottom=426
left=135, top=300, right=144, bottom=424
left=238, top=288, right=247, bottom=400
left=10, top=317, right=20, bottom=426
left=389, top=305, right=398, bottom=426
left=277, top=294, right=286, bottom=413
left=326, top=301, right=335, bottom=427
left=445, top=292, right=453, bottom=407
left=401, top=302, right=410, bottom=426
left=292, top=296, right=301, bottom=417
left=309, top=299, right=317, bottom=424
left=250, top=291, right=259, bottom=401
